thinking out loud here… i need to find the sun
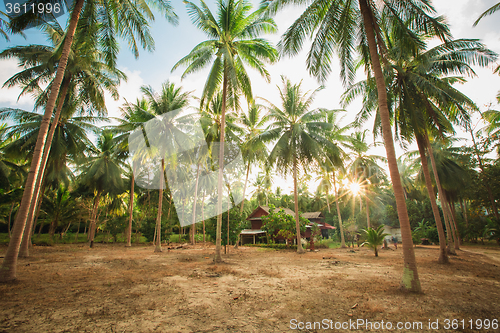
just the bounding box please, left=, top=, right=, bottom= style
left=349, top=182, right=361, bottom=196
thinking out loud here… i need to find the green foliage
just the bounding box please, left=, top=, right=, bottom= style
left=261, top=205, right=308, bottom=244
left=205, top=207, right=245, bottom=246
left=361, top=225, right=389, bottom=257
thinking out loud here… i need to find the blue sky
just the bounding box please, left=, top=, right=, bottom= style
left=0, top=0, right=499, bottom=194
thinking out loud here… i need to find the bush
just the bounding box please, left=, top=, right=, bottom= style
left=247, top=243, right=297, bottom=250
left=425, top=227, right=439, bottom=244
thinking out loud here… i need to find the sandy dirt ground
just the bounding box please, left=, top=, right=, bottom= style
left=0, top=243, right=499, bottom=333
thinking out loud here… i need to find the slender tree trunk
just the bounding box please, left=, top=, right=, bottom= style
left=7, top=203, right=14, bottom=238
left=449, top=200, right=462, bottom=245
left=75, top=220, right=80, bottom=242
left=293, top=157, right=305, bottom=253
left=470, top=127, right=499, bottom=219
left=227, top=188, right=230, bottom=251
left=89, top=190, right=102, bottom=248
left=0, top=0, right=84, bottom=282
left=425, top=137, right=456, bottom=255
left=460, top=199, right=469, bottom=227
left=333, top=172, right=346, bottom=248
left=155, top=159, right=165, bottom=252
left=416, top=136, right=448, bottom=263
left=214, top=68, right=228, bottom=263
left=202, top=192, right=206, bottom=243
left=31, top=194, right=43, bottom=239
left=126, top=172, right=135, bottom=247
left=445, top=195, right=460, bottom=250
left=20, top=79, right=71, bottom=258
left=360, top=0, right=420, bottom=292
left=240, top=161, right=251, bottom=213
left=191, top=163, right=201, bottom=245
left=365, top=195, right=370, bottom=229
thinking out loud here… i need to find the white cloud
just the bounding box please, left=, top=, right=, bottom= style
left=0, top=58, right=38, bottom=110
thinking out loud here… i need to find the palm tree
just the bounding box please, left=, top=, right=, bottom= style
left=1, top=21, right=125, bottom=257
left=1, top=0, right=178, bottom=282
left=261, top=0, right=452, bottom=292
left=78, top=132, right=125, bottom=248
left=343, top=26, right=495, bottom=262
left=114, top=82, right=194, bottom=251
left=261, top=77, right=340, bottom=253
left=239, top=103, right=269, bottom=212
left=362, top=225, right=389, bottom=257
left=347, top=130, right=385, bottom=229
left=173, top=0, right=278, bottom=262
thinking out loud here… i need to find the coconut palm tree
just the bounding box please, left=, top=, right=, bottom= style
left=344, top=29, right=496, bottom=261
left=113, top=81, right=194, bottom=251
left=78, top=132, right=126, bottom=248
left=1, top=21, right=125, bottom=257
left=1, top=0, right=178, bottom=282
left=260, top=77, right=340, bottom=253
left=347, top=130, right=385, bottom=229
left=362, top=225, right=389, bottom=257
left=261, top=0, right=452, bottom=292
left=239, top=103, right=269, bottom=212
left=173, top=0, right=278, bottom=262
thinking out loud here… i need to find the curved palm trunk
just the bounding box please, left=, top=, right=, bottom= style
left=293, top=157, right=305, bottom=253
left=214, top=68, right=228, bottom=263
left=332, top=172, right=346, bottom=248
left=360, top=0, right=420, bottom=292
left=240, top=161, right=251, bottom=213
left=416, top=135, right=448, bottom=263
left=155, top=159, right=165, bottom=252
left=126, top=172, right=135, bottom=247
left=20, top=79, right=71, bottom=257
left=425, top=137, right=456, bottom=255
left=0, top=0, right=85, bottom=282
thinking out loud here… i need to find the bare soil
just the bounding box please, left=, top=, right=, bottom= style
left=0, top=243, right=499, bottom=332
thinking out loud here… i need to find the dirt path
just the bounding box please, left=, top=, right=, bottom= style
left=0, top=244, right=499, bottom=332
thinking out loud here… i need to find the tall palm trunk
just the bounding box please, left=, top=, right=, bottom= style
left=416, top=135, right=448, bottom=263
left=359, top=0, right=420, bottom=292
left=0, top=0, right=85, bottom=282
left=7, top=203, right=15, bottom=238
left=240, top=161, right=251, bottom=213
left=202, top=192, right=206, bottom=243
left=214, top=67, right=228, bottom=263
left=443, top=194, right=460, bottom=250
left=191, top=162, right=201, bottom=245
left=20, top=79, right=71, bottom=257
left=89, top=190, right=102, bottom=248
left=448, top=200, right=462, bottom=245
left=365, top=195, right=370, bottom=229
left=425, top=137, right=456, bottom=255
left=332, top=172, right=346, bottom=248
left=126, top=172, right=135, bottom=247
left=293, top=157, right=305, bottom=253
left=155, top=159, right=165, bottom=252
